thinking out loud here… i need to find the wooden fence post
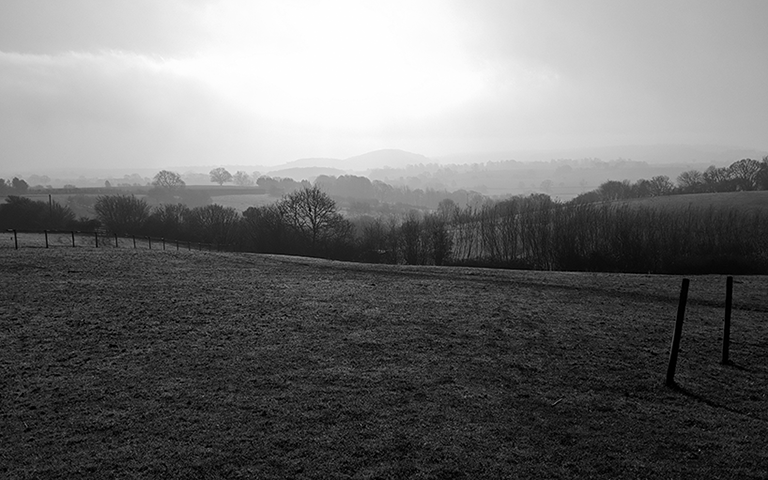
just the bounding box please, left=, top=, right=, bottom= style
left=44, top=230, right=49, bottom=248
left=722, top=276, right=733, bottom=365
left=13, top=229, right=18, bottom=250
left=114, top=233, right=118, bottom=248
left=148, top=237, right=152, bottom=250
left=666, top=278, right=690, bottom=387
left=71, top=231, right=76, bottom=248
left=162, top=238, right=166, bottom=250
left=94, top=231, right=98, bottom=248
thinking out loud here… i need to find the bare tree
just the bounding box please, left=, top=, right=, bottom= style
left=400, top=211, right=423, bottom=265
left=703, top=166, right=732, bottom=191
left=496, top=198, right=519, bottom=262
left=647, top=175, right=674, bottom=196
left=728, top=158, right=763, bottom=191
left=437, top=198, right=459, bottom=222
left=424, top=213, right=452, bottom=265
left=233, top=171, right=254, bottom=186
left=145, top=203, right=189, bottom=238
left=243, top=204, right=286, bottom=253
left=358, top=217, right=389, bottom=263
left=209, top=168, right=233, bottom=186
left=760, top=156, right=768, bottom=189
left=94, top=195, right=150, bottom=233
left=598, top=180, right=632, bottom=200
left=186, top=204, right=240, bottom=245
left=278, top=186, right=351, bottom=254
left=676, top=170, right=704, bottom=192
left=479, top=201, right=501, bottom=262
left=632, top=179, right=653, bottom=198
left=152, top=170, right=185, bottom=190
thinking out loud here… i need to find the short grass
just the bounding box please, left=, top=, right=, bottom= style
left=1, top=248, right=767, bottom=478
left=621, top=190, right=768, bottom=212
left=2, top=232, right=165, bottom=250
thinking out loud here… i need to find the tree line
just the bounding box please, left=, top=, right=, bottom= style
left=0, top=177, right=30, bottom=194
left=90, top=187, right=355, bottom=257
left=3, top=159, right=768, bottom=274
left=437, top=195, right=768, bottom=274
left=0, top=196, right=99, bottom=231
left=575, top=157, right=768, bottom=203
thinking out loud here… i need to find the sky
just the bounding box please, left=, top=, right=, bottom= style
left=1, top=0, right=767, bottom=172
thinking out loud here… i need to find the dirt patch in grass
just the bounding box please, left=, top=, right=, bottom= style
left=1, top=249, right=767, bottom=478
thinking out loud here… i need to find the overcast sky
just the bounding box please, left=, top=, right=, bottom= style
left=1, top=0, right=767, bottom=171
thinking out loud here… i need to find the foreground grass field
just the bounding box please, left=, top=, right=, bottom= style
left=1, top=248, right=767, bottom=478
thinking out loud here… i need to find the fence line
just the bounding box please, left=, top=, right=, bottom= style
left=3, top=229, right=234, bottom=253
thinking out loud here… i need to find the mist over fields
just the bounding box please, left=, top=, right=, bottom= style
left=5, top=144, right=767, bottom=201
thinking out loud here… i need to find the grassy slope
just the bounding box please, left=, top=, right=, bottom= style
left=621, top=190, right=768, bottom=212
left=1, top=248, right=767, bottom=479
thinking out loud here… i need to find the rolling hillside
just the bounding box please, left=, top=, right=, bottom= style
left=621, top=190, right=768, bottom=212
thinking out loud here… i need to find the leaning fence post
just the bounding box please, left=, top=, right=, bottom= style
left=722, top=276, right=734, bottom=365
left=148, top=237, right=152, bottom=250
left=162, top=238, right=166, bottom=250
left=44, top=230, right=49, bottom=248
left=13, top=229, right=18, bottom=250
left=114, top=233, right=118, bottom=248
left=666, top=278, right=690, bottom=387
left=94, top=231, right=99, bottom=248
left=71, top=231, right=76, bottom=248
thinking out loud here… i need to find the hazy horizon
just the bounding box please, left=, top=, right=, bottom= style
left=2, top=0, right=767, bottom=172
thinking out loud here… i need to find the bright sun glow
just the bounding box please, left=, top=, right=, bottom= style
left=182, top=0, right=490, bottom=130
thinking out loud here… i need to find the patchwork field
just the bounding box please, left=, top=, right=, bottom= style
left=1, top=248, right=767, bottom=478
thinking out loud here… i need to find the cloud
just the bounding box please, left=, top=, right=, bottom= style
left=0, top=0, right=210, bottom=56
left=189, top=0, right=493, bottom=130
left=419, top=0, right=768, bottom=151
left=0, top=50, right=302, bottom=170
left=1, top=0, right=767, bottom=175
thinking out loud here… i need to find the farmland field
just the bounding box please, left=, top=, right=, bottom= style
left=621, top=190, right=768, bottom=212
left=209, top=193, right=277, bottom=211
left=1, top=248, right=767, bottom=478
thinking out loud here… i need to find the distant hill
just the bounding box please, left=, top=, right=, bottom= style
left=341, top=149, right=433, bottom=171
left=262, top=149, right=435, bottom=177
left=276, top=157, right=341, bottom=169
left=264, top=166, right=346, bottom=180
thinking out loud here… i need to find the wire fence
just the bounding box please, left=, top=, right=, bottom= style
left=2, top=229, right=233, bottom=253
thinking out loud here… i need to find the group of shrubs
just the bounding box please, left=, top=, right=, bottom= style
left=0, top=196, right=99, bottom=232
